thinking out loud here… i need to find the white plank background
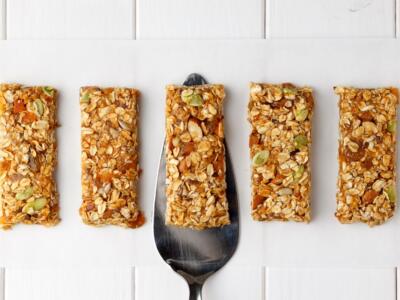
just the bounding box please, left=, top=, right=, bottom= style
left=267, top=268, right=397, bottom=300
left=0, top=1, right=399, bottom=300
left=7, top=0, right=135, bottom=39
left=0, top=0, right=5, bottom=40
left=4, top=267, right=133, bottom=300
left=397, top=0, right=400, bottom=38
left=136, top=0, right=265, bottom=39
left=136, top=266, right=263, bottom=300
left=0, top=268, right=3, bottom=300
left=266, top=0, right=396, bottom=38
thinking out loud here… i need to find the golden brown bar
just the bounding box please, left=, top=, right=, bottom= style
left=335, top=86, right=398, bottom=226
left=248, top=83, right=313, bottom=222
left=165, top=84, right=229, bottom=229
left=79, top=87, right=144, bottom=228
left=0, top=84, right=59, bottom=229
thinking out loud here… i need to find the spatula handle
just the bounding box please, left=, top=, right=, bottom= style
left=189, top=283, right=203, bottom=300
left=183, top=73, right=208, bottom=86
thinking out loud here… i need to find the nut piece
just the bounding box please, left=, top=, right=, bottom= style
left=248, top=83, right=313, bottom=223
left=0, top=84, right=59, bottom=229
left=79, top=86, right=144, bottom=228
left=165, top=84, right=229, bottom=229
left=188, top=119, right=203, bottom=141
left=362, top=190, right=378, bottom=204
left=335, top=86, right=398, bottom=226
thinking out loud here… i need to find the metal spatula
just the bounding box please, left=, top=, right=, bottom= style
left=153, top=74, right=239, bottom=300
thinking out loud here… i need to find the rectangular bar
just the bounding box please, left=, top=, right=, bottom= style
left=248, top=83, right=313, bottom=222
left=0, top=84, right=59, bottom=229
left=165, top=84, right=229, bottom=229
left=335, top=87, right=398, bottom=226
left=79, top=87, right=144, bottom=228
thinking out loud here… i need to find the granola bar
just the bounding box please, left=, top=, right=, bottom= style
left=0, top=84, right=59, bottom=229
left=165, top=84, right=229, bottom=229
left=335, top=87, right=398, bottom=226
left=248, top=83, right=313, bottom=222
left=79, top=87, right=144, bottom=228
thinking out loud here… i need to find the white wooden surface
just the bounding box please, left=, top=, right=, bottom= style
left=0, top=1, right=400, bottom=300
left=0, top=39, right=399, bottom=299
left=136, top=266, right=263, bottom=300
left=397, top=0, right=400, bottom=38
left=7, top=0, right=135, bottom=39
left=267, top=268, right=396, bottom=300
left=267, top=0, right=396, bottom=38
left=0, top=268, right=4, bottom=300
left=4, top=267, right=133, bottom=300
left=136, top=0, right=265, bottom=39
left=0, top=0, right=5, bottom=40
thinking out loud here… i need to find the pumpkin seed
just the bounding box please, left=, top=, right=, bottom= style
left=181, top=90, right=203, bottom=106
left=283, top=87, right=297, bottom=99
left=252, top=150, right=269, bottom=166
left=295, top=108, right=308, bottom=122
left=293, top=165, right=305, bottom=182
left=33, top=197, right=47, bottom=211
left=81, top=93, right=90, bottom=103
left=42, top=86, right=54, bottom=97
left=294, top=135, right=308, bottom=149
left=387, top=120, right=396, bottom=133
left=181, top=89, right=193, bottom=101
left=34, top=99, right=44, bottom=116
left=188, top=94, right=203, bottom=106
left=22, top=202, right=35, bottom=214
left=384, top=185, right=396, bottom=202
left=16, top=186, right=33, bottom=201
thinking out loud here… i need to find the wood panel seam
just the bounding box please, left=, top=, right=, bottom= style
left=396, top=0, right=399, bottom=37
left=1, top=0, right=6, bottom=40
left=0, top=268, right=5, bottom=300
left=132, top=266, right=136, bottom=300
left=262, top=266, right=266, bottom=300
left=395, top=267, right=398, bottom=300
left=265, top=0, right=270, bottom=38
left=262, top=0, right=266, bottom=39
left=133, top=0, right=136, bottom=39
